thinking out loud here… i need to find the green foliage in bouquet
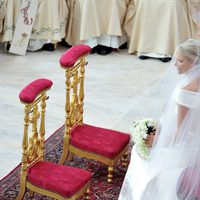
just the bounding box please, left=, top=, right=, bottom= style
left=131, top=119, right=157, bottom=159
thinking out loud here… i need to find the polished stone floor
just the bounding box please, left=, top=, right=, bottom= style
left=0, top=43, right=168, bottom=179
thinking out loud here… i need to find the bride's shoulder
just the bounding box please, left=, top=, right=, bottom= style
left=176, top=78, right=200, bottom=109
left=183, top=78, right=200, bottom=93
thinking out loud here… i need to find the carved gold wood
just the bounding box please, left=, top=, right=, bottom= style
left=17, top=92, right=49, bottom=200
left=59, top=57, right=129, bottom=183
left=17, top=88, right=90, bottom=200
left=59, top=58, right=86, bottom=164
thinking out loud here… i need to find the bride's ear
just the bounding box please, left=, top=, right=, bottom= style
left=192, top=57, right=198, bottom=66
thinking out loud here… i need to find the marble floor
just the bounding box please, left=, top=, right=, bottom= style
left=0, top=43, right=168, bottom=180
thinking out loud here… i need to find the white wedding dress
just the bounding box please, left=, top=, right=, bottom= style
left=119, top=61, right=200, bottom=200
left=119, top=90, right=194, bottom=200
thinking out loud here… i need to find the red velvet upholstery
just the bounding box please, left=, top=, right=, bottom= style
left=177, top=168, right=200, bottom=199
left=70, top=124, right=130, bottom=159
left=27, top=161, right=91, bottom=198
left=19, top=79, right=53, bottom=103
left=59, top=44, right=91, bottom=68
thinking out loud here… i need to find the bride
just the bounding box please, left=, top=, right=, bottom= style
left=119, top=39, right=200, bottom=200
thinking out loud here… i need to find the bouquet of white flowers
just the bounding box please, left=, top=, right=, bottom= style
left=131, top=118, right=157, bottom=159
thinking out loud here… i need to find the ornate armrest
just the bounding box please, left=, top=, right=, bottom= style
left=19, top=78, right=53, bottom=103
left=59, top=44, right=91, bottom=68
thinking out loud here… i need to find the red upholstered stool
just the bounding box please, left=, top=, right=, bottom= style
left=177, top=168, right=200, bottom=199
left=17, top=79, right=91, bottom=200
left=71, top=124, right=130, bottom=159
left=27, top=161, right=91, bottom=199
left=58, top=45, right=130, bottom=183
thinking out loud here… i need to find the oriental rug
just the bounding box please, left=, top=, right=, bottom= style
left=0, top=125, right=130, bottom=200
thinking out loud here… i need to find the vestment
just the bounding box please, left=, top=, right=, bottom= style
left=66, top=0, right=128, bottom=48
left=126, top=0, right=199, bottom=58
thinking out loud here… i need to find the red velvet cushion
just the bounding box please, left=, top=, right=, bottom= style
left=27, top=161, right=91, bottom=198
left=59, top=44, right=91, bottom=68
left=19, top=79, right=53, bottom=103
left=177, top=168, right=200, bottom=198
left=70, top=124, right=130, bottom=158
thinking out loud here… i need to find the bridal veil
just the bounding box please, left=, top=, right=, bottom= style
left=119, top=39, right=200, bottom=200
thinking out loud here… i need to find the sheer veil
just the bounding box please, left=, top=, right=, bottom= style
left=118, top=39, right=200, bottom=200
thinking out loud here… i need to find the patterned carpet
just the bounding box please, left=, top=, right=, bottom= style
left=0, top=125, right=130, bottom=200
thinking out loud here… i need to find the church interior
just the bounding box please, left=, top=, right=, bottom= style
left=0, top=0, right=199, bottom=199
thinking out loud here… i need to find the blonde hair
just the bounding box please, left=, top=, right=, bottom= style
left=176, top=39, right=200, bottom=65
